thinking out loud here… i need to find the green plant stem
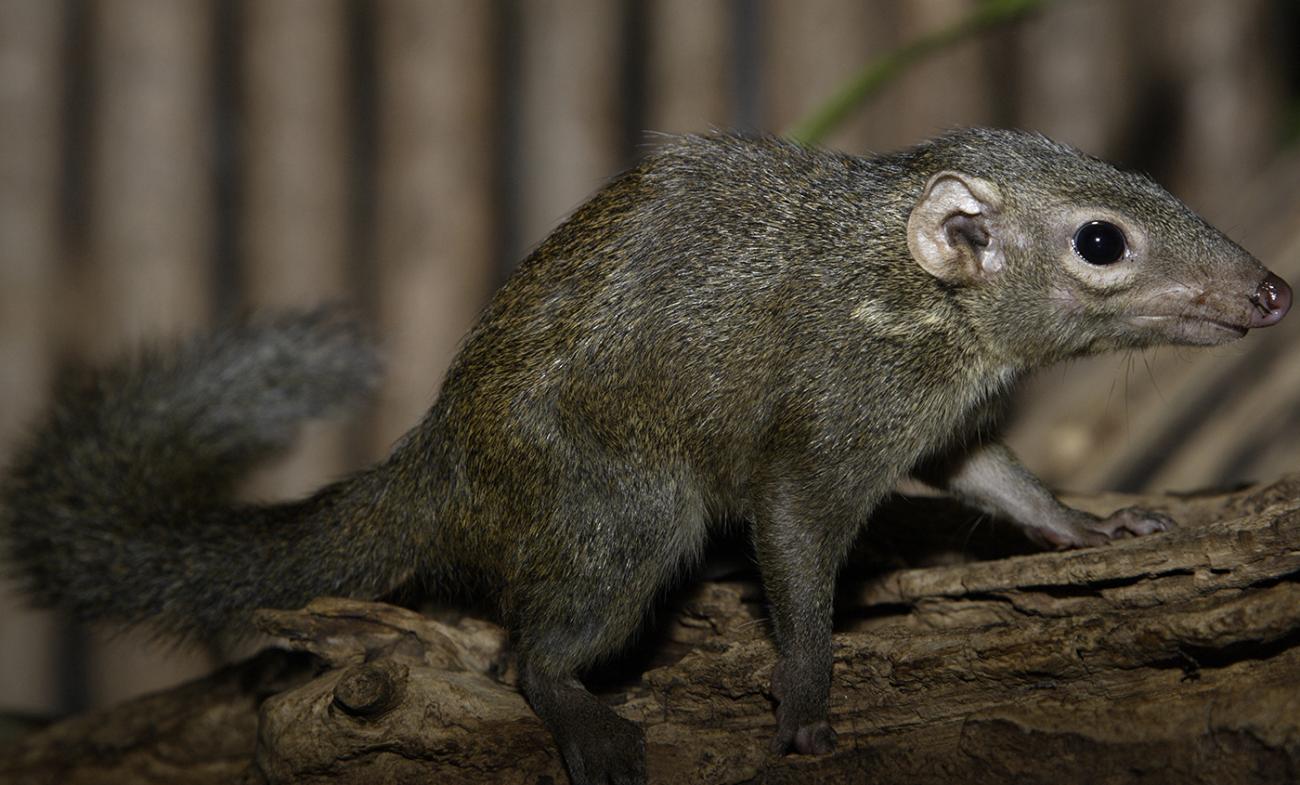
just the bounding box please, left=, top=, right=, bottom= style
left=787, top=0, right=1054, bottom=145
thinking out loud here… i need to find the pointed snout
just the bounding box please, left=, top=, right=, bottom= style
left=1249, top=272, right=1291, bottom=328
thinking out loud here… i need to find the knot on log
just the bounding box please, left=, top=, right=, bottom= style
left=332, top=660, right=408, bottom=719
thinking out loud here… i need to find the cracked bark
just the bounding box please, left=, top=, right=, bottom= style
left=4, top=476, right=1299, bottom=785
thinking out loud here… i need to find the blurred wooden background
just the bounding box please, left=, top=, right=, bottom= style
left=1, top=0, right=1298, bottom=719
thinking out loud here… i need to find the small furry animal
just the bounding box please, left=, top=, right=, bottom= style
left=3, top=129, right=1290, bottom=784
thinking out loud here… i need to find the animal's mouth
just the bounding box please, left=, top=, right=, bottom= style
left=1127, top=313, right=1250, bottom=345
left=1124, top=271, right=1291, bottom=346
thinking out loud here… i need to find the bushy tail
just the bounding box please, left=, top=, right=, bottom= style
left=2, top=308, right=422, bottom=639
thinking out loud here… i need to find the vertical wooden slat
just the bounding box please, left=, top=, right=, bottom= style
left=763, top=0, right=895, bottom=151
left=370, top=0, right=495, bottom=454
left=1149, top=0, right=1283, bottom=223
left=514, top=0, right=625, bottom=260
left=0, top=0, right=64, bottom=717
left=83, top=0, right=216, bottom=707
left=241, top=0, right=349, bottom=307
left=645, top=0, right=733, bottom=134
left=82, top=0, right=214, bottom=357
left=884, top=0, right=997, bottom=145
left=240, top=0, right=352, bottom=499
left=767, top=0, right=1001, bottom=153
left=1012, top=0, right=1134, bottom=156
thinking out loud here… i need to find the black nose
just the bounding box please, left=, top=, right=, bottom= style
left=1250, top=272, right=1291, bottom=328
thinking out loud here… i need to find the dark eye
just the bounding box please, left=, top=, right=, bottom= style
left=1072, top=221, right=1127, bottom=265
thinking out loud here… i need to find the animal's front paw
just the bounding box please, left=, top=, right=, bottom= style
left=1089, top=506, right=1175, bottom=539
left=1034, top=507, right=1175, bottom=550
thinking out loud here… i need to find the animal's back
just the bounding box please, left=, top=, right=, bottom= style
left=425, top=135, right=927, bottom=519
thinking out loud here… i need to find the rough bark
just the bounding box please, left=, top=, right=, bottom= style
left=4, top=476, right=1299, bottom=785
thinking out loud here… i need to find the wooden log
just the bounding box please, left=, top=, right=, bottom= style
left=5, top=475, right=1299, bottom=784
left=0, top=649, right=316, bottom=785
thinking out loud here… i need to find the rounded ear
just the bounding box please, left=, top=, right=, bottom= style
left=906, top=171, right=1005, bottom=284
